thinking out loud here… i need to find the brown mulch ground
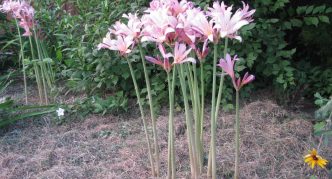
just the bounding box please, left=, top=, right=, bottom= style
left=0, top=84, right=331, bottom=178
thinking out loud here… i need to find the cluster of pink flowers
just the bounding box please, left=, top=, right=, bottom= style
left=0, top=0, right=35, bottom=36
left=98, top=0, right=255, bottom=87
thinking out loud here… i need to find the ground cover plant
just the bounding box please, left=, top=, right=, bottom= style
left=0, top=0, right=332, bottom=178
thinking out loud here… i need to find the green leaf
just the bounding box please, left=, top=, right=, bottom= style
left=290, top=19, right=303, bottom=27
left=319, top=15, right=330, bottom=23
left=304, top=17, right=319, bottom=26
left=326, top=7, right=332, bottom=13
left=296, top=6, right=307, bottom=14
left=306, top=5, right=314, bottom=14
left=313, top=5, right=326, bottom=14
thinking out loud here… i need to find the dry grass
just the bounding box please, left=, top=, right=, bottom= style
left=0, top=96, right=331, bottom=178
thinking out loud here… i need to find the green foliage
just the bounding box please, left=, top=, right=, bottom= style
left=0, top=73, right=57, bottom=127
left=66, top=92, right=128, bottom=119
left=2, top=0, right=332, bottom=114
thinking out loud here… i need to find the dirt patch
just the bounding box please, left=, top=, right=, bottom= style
left=0, top=99, right=331, bottom=178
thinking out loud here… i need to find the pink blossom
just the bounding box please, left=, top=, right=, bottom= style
left=97, top=33, right=134, bottom=56
left=218, top=54, right=254, bottom=90
left=209, top=1, right=255, bottom=42
left=194, top=39, right=209, bottom=61
left=147, top=0, right=194, bottom=16
left=145, top=44, right=173, bottom=72
left=0, top=0, right=35, bottom=37
left=110, top=13, right=142, bottom=41
left=171, top=42, right=196, bottom=64
left=0, top=0, right=21, bottom=18
left=176, top=8, right=201, bottom=45
left=187, top=9, right=217, bottom=43
left=141, top=8, right=177, bottom=43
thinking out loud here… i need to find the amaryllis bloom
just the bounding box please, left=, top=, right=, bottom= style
left=176, top=8, right=202, bottom=45
left=187, top=9, right=217, bottom=43
left=209, top=1, right=255, bottom=42
left=141, top=8, right=177, bottom=43
left=194, top=39, right=209, bottom=61
left=110, top=13, right=142, bottom=41
left=145, top=43, right=172, bottom=72
left=0, top=0, right=35, bottom=37
left=145, top=55, right=172, bottom=72
left=218, top=54, right=254, bottom=91
left=168, top=0, right=194, bottom=16
left=171, top=42, right=196, bottom=64
left=97, top=33, right=134, bottom=56
left=0, top=0, right=21, bottom=18
left=147, top=0, right=193, bottom=16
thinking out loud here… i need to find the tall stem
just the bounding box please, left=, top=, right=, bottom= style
left=215, top=38, right=228, bottom=120
left=33, top=26, right=48, bottom=104
left=192, top=63, right=203, bottom=173
left=178, top=65, right=198, bottom=178
left=138, top=43, right=160, bottom=177
left=199, top=62, right=205, bottom=142
left=167, top=69, right=177, bottom=179
left=15, top=20, right=28, bottom=104
left=208, top=39, right=228, bottom=176
left=126, top=58, right=156, bottom=177
left=234, top=90, right=240, bottom=179
left=209, top=43, right=218, bottom=179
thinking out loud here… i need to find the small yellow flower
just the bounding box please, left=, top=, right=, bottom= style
left=304, top=149, right=328, bottom=169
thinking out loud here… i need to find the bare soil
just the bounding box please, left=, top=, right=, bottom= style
left=0, top=84, right=331, bottom=179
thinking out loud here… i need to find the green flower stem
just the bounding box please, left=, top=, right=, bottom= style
left=138, top=43, right=160, bottom=177
left=33, top=27, right=48, bottom=104
left=199, top=62, right=205, bottom=142
left=192, top=63, right=203, bottom=172
left=28, top=36, right=43, bottom=104
left=178, top=65, right=198, bottom=178
left=208, top=38, right=228, bottom=177
left=215, top=38, right=228, bottom=119
left=15, top=19, right=28, bottom=104
left=167, top=69, right=177, bottom=179
left=234, top=90, right=240, bottom=179
left=208, top=42, right=219, bottom=179
left=126, top=58, right=156, bottom=177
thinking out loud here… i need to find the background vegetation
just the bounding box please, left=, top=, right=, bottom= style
left=1, top=0, right=331, bottom=114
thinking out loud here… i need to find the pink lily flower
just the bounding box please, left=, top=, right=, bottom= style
left=194, top=39, right=209, bottom=61
left=168, top=0, right=194, bottom=16
left=218, top=53, right=254, bottom=91
left=1, top=0, right=35, bottom=37
left=171, top=42, right=196, bottom=64
left=209, top=1, right=255, bottom=42
left=97, top=33, right=134, bottom=56
left=235, top=72, right=255, bottom=91
left=110, top=13, right=142, bottom=41
left=176, top=8, right=202, bottom=45
left=141, top=8, right=177, bottom=44
left=145, top=55, right=172, bottom=72
left=187, top=9, right=217, bottom=43
left=0, top=0, right=21, bottom=18
left=145, top=43, right=173, bottom=72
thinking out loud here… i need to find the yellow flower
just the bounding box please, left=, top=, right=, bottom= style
left=304, top=149, right=328, bottom=169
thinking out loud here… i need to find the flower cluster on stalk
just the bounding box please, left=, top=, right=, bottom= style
left=98, top=0, right=255, bottom=76
left=0, top=0, right=35, bottom=36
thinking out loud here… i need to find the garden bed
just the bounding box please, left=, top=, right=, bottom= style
left=0, top=95, right=330, bottom=178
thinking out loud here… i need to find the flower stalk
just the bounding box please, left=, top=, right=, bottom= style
left=126, top=58, right=156, bottom=177
left=178, top=64, right=198, bottom=178
left=15, top=19, right=28, bottom=104
left=234, top=90, right=240, bottom=179
left=138, top=43, right=160, bottom=177
left=167, top=68, right=177, bottom=179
